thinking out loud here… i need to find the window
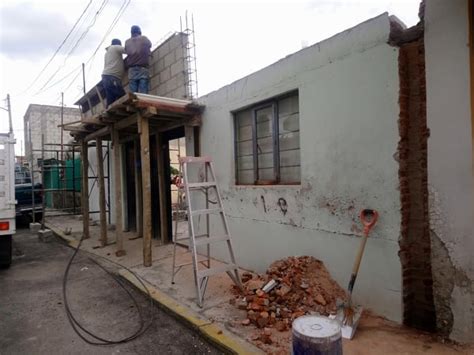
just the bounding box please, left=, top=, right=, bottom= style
left=234, top=91, right=300, bottom=185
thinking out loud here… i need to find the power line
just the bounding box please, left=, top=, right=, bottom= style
left=20, top=0, right=94, bottom=94
left=64, top=0, right=132, bottom=101
left=37, top=0, right=131, bottom=102
left=34, top=64, right=83, bottom=96
left=36, top=0, right=110, bottom=94
left=85, top=0, right=131, bottom=78
left=89, top=0, right=131, bottom=62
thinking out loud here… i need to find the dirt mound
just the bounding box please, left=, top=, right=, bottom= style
left=232, top=256, right=347, bottom=335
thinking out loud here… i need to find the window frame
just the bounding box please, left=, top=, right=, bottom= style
left=234, top=90, right=299, bottom=186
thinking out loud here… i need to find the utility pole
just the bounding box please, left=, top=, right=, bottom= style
left=6, top=94, right=12, bottom=134
left=60, top=92, right=65, bottom=208
left=82, top=63, right=86, bottom=94
left=60, top=92, right=64, bottom=163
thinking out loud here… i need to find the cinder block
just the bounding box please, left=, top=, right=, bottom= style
left=38, top=229, right=54, bottom=242
left=168, top=33, right=185, bottom=51
left=163, top=52, right=175, bottom=68
left=170, top=87, right=186, bottom=99
left=156, top=39, right=170, bottom=54
left=159, top=67, right=171, bottom=82
left=170, top=61, right=183, bottom=77
left=166, top=76, right=179, bottom=92
left=29, top=222, right=41, bottom=233
left=150, top=74, right=160, bottom=89
left=155, top=85, right=166, bottom=97
left=174, top=46, right=185, bottom=61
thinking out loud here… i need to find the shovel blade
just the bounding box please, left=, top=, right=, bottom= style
left=329, top=306, right=363, bottom=340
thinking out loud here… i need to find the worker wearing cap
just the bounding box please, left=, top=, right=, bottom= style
left=102, top=38, right=126, bottom=107
left=124, top=25, right=152, bottom=94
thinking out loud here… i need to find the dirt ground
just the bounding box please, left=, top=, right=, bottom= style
left=228, top=310, right=474, bottom=355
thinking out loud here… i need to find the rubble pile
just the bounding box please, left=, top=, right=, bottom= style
left=232, top=256, right=347, bottom=340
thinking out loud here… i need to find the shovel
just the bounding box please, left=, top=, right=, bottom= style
left=332, top=208, right=378, bottom=339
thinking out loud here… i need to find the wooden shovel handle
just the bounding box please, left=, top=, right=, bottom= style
left=348, top=209, right=379, bottom=294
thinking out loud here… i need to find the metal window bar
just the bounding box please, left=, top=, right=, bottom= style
left=234, top=91, right=300, bottom=185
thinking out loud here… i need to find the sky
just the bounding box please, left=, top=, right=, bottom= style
left=0, top=0, right=420, bottom=155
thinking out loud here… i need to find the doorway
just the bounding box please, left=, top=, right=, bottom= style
left=124, top=141, right=137, bottom=231
left=161, top=127, right=186, bottom=243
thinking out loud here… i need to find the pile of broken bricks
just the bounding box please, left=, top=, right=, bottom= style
left=231, top=256, right=347, bottom=345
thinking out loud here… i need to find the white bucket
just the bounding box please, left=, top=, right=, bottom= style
left=292, top=315, right=343, bottom=355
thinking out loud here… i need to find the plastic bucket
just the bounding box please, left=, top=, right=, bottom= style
left=292, top=315, right=343, bottom=355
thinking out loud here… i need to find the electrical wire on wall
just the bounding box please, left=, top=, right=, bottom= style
left=62, top=233, right=155, bottom=345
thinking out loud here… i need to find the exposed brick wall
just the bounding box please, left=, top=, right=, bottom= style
left=397, top=38, right=437, bottom=331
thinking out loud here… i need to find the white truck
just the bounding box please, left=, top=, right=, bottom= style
left=0, top=132, right=16, bottom=267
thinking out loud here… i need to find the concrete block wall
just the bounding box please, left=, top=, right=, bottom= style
left=24, top=104, right=81, bottom=182
left=149, top=32, right=189, bottom=99
left=81, top=32, right=190, bottom=117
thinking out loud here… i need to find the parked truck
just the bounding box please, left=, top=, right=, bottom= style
left=15, top=165, right=42, bottom=221
left=0, top=132, right=16, bottom=267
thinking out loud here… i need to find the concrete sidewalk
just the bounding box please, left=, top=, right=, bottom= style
left=46, top=215, right=473, bottom=354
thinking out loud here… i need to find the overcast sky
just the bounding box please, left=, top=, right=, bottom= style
left=0, top=0, right=420, bottom=154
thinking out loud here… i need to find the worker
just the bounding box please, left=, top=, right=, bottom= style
left=124, top=25, right=152, bottom=94
left=102, top=38, right=126, bottom=107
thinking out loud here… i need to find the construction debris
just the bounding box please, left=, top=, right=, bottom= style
left=232, top=256, right=347, bottom=342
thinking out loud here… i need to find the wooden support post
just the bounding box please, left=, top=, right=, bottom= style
left=157, top=133, right=168, bottom=245
left=113, top=127, right=126, bottom=256
left=81, top=140, right=90, bottom=239
left=135, top=139, right=143, bottom=238
left=138, top=115, right=152, bottom=266
left=96, top=137, right=107, bottom=247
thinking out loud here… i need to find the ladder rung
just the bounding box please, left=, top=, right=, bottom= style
left=175, top=258, right=209, bottom=268
left=187, top=182, right=216, bottom=189
left=194, top=235, right=229, bottom=246
left=180, top=156, right=212, bottom=164
left=198, top=263, right=238, bottom=278
left=191, top=208, right=222, bottom=216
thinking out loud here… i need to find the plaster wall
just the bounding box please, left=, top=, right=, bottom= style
left=424, top=0, right=474, bottom=342
left=198, top=14, right=403, bottom=322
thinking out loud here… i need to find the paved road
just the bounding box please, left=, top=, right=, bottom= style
left=0, top=226, right=222, bottom=355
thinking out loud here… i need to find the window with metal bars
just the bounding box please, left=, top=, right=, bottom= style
left=234, top=91, right=300, bottom=185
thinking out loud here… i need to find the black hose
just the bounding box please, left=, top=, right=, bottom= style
left=62, top=233, right=154, bottom=345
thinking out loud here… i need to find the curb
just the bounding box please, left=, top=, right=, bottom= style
left=45, top=222, right=79, bottom=248
left=47, top=223, right=263, bottom=354
left=119, top=269, right=263, bottom=355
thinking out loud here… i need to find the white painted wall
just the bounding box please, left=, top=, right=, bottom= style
left=425, top=0, right=474, bottom=343
left=198, top=14, right=403, bottom=322
left=87, top=144, right=116, bottom=225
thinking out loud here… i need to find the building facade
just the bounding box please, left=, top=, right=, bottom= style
left=24, top=104, right=81, bottom=181
left=81, top=2, right=473, bottom=343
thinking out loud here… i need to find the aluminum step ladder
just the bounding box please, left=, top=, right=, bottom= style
left=171, top=156, right=242, bottom=307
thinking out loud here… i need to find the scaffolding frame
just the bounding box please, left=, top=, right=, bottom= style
left=30, top=139, right=111, bottom=227
left=180, top=11, right=199, bottom=99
